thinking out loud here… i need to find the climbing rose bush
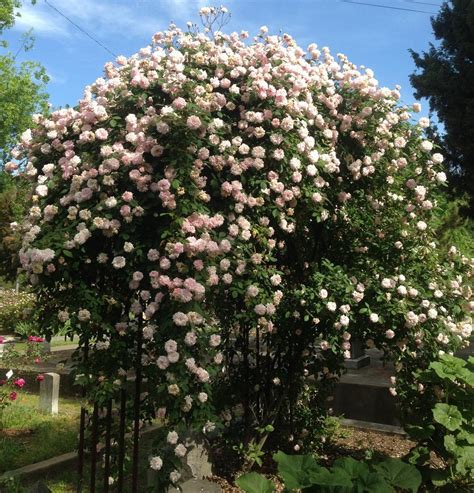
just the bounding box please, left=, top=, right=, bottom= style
left=10, top=7, right=472, bottom=485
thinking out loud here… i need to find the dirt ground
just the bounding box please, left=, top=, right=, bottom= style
left=211, top=425, right=417, bottom=493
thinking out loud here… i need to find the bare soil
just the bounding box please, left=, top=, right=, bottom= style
left=210, top=425, right=418, bottom=493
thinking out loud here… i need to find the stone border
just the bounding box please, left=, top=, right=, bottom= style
left=342, top=418, right=405, bottom=435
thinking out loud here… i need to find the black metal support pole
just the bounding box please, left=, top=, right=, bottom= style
left=132, top=325, right=143, bottom=493
left=77, top=340, right=89, bottom=493
left=243, top=326, right=250, bottom=439
left=117, top=388, right=127, bottom=493
left=256, top=325, right=260, bottom=421
left=90, top=402, right=99, bottom=493
left=103, top=399, right=113, bottom=493
left=77, top=406, right=87, bottom=493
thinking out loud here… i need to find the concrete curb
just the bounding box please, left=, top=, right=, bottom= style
left=1, top=452, right=78, bottom=482
left=342, top=418, right=406, bottom=435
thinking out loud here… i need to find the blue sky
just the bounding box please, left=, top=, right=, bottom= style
left=5, top=0, right=442, bottom=113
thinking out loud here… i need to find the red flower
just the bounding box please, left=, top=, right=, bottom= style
left=34, top=357, right=41, bottom=364
left=0, top=336, right=4, bottom=344
left=28, top=336, right=44, bottom=343
left=36, top=374, right=45, bottom=382
left=14, top=378, right=26, bottom=388
left=0, top=379, right=6, bottom=386
left=9, top=391, right=17, bottom=401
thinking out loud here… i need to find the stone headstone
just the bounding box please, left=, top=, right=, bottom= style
left=168, top=479, right=221, bottom=493
left=27, top=482, right=52, bottom=493
left=41, top=340, right=51, bottom=354
left=39, top=372, right=60, bottom=415
left=344, top=338, right=370, bottom=369
left=182, top=435, right=213, bottom=480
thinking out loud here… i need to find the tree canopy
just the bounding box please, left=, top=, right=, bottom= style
left=0, top=0, right=47, bottom=281
left=0, top=0, right=49, bottom=169
left=410, top=0, right=474, bottom=214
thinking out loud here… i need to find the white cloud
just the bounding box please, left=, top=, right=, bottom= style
left=13, top=0, right=236, bottom=51
left=46, top=70, right=68, bottom=85
left=14, top=5, right=70, bottom=37
left=13, top=0, right=167, bottom=42
left=161, top=0, right=208, bottom=20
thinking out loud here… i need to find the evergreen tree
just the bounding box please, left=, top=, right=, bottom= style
left=410, top=0, right=474, bottom=214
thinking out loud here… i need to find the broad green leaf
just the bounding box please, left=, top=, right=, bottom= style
left=236, top=473, right=275, bottom=493
left=443, top=434, right=459, bottom=454
left=430, top=469, right=450, bottom=487
left=374, top=458, right=421, bottom=492
left=457, top=429, right=474, bottom=445
left=355, top=470, right=394, bottom=493
left=458, top=367, right=474, bottom=386
left=311, top=468, right=352, bottom=488
left=454, top=446, right=474, bottom=476
left=274, top=451, right=322, bottom=489
left=433, top=403, right=463, bottom=431
left=407, top=446, right=430, bottom=466
left=404, top=424, right=435, bottom=440
left=430, top=355, right=466, bottom=382
left=333, top=456, right=370, bottom=479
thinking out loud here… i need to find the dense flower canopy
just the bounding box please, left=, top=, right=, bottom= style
left=9, top=7, right=472, bottom=480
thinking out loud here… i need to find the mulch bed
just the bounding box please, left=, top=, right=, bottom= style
left=209, top=426, right=419, bottom=493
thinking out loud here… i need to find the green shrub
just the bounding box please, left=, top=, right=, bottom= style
left=236, top=451, right=422, bottom=492
left=402, top=354, right=474, bottom=491
left=0, top=290, right=35, bottom=334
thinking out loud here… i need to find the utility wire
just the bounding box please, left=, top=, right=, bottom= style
left=43, top=0, right=117, bottom=58
left=341, top=1, right=437, bottom=14
left=403, top=1, right=443, bottom=7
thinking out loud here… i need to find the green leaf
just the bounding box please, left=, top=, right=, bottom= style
left=236, top=473, right=275, bottom=493
left=355, top=470, right=394, bottom=493
left=407, top=446, right=430, bottom=466
left=273, top=451, right=322, bottom=490
left=430, top=469, right=450, bottom=487
left=444, top=434, right=459, bottom=454
left=374, top=458, right=422, bottom=492
left=333, top=456, right=370, bottom=479
left=457, top=429, right=474, bottom=445
left=454, top=446, right=474, bottom=475
left=308, top=468, right=353, bottom=488
left=433, top=403, right=463, bottom=431
left=405, top=424, right=435, bottom=440
left=458, top=367, right=474, bottom=386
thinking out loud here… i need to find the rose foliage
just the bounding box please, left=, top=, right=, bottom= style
left=10, top=8, right=473, bottom=486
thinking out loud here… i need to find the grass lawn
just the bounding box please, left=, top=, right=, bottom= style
left=0, top=392, right=80, bottom=474
left=13, top=337, right=78, bottom=353
left=4, top=425, right=163, bottom=493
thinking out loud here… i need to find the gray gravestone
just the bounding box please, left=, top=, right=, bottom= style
left=39, top=372, right=60, bottom=415
left=183, top=435, right=213, bottom=480
left=344, top=337, right=371, bottom=369
left=42, top=340, right=51, bottom=354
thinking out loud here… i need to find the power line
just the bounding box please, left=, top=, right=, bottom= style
left=404, top=1, right=443, bottom=6
left=341, top=1, right=437, bottom=14
left=43, top=0, right=117, bottom=58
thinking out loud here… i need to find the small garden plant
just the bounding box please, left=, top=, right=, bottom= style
left=400, top=354, right=474, bottom=491
left=236, top=451, right=422, bottom=493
